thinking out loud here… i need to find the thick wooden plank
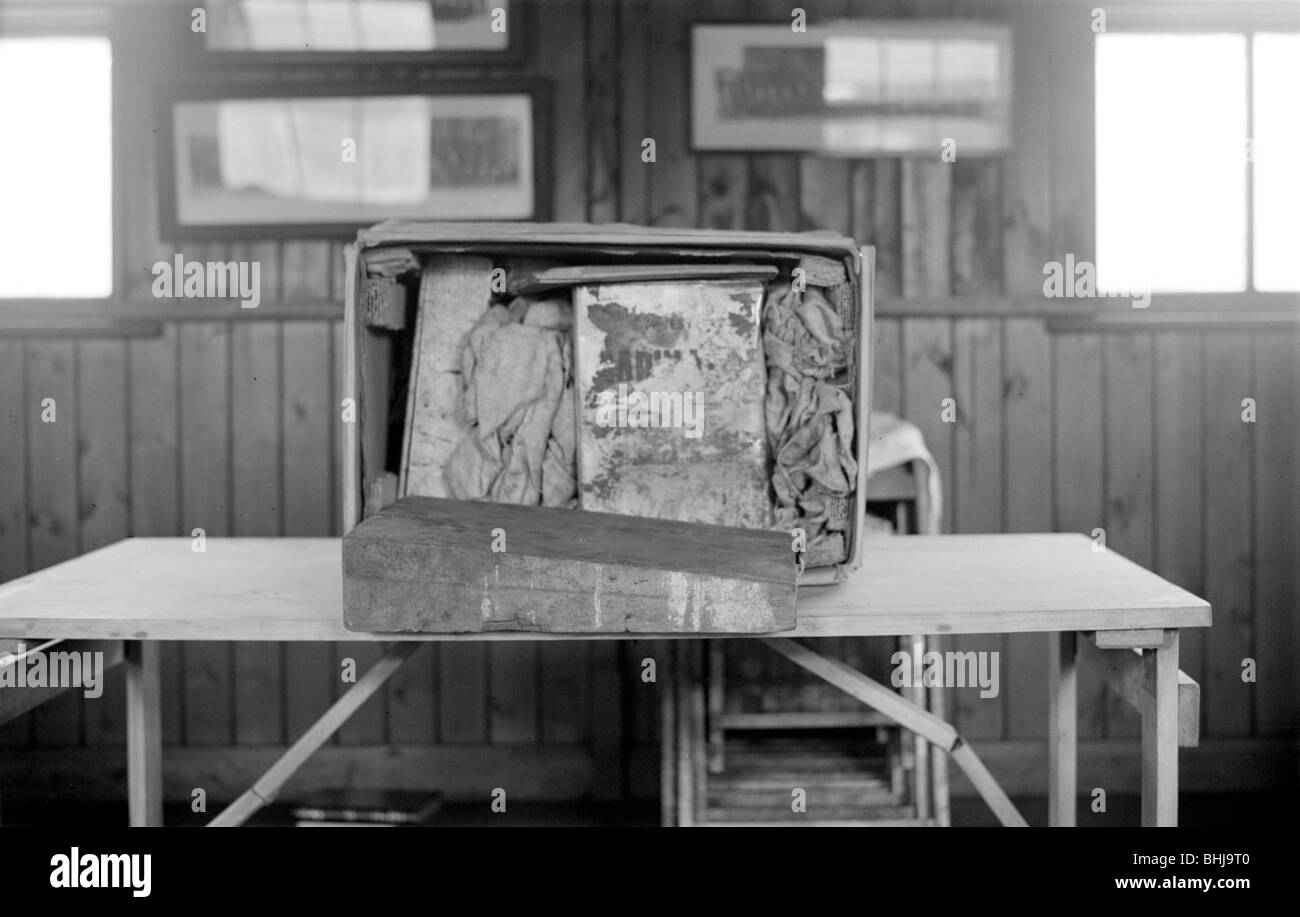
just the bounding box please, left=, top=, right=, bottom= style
left=1202, top=334, right=1254, bottom=738
left=1003, top=318, right=1052, bottom=739
left=343, top=497, right=798, bottom=633
left=178, top=322, right=233, bottom=746
left=901, top=160, right=952, bottom=298
left=1102, top=333, right=1155, bottom=739
left=1053, top=334, right=1107, bottom=741
left=1153, top=332, right=1206, bottom=736
left=26, top=341, right=82, bottom=746
left=282, top=320, right=345, bottom=741
left=77, top=340, right=129, bottom=746
left=1252, top=331, right=1297, bottom=736
left=851, top=160, right=902, bottom=298
left=128, top=324, right=183, bottom=743
left=901, top=319, right=954, bottom=533
left=951, top=319, right=1004, bottom=740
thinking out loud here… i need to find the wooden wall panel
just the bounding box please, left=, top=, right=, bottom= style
left=1203, top=334, right=1255, bottom=738
left=230, top=322, right=284, bottom=745
left=128, top=325, right=184, bottom=743
left=1002, top=319, right=1051, bottom=739
left=1251, top=332, right=1297, bottom=736
left=1101, top=334, right=1155, bottom=738
left=0, top=341, right=28, bottom=586
left=26, top=341, right=82, bottom=746
left=77, top=340, right=130, bottom=745
left=1052, top=335, right=1107, bottom=742
left=951, top=319, right=1004, bottom=739
left=1153, top=332, right=1207, bottom=732
left=178, top=322, right=234, bottom=746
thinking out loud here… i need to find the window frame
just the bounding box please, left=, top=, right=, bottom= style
left=0, top=5, right=123, bottom=328
left=1092, top=2, right=1300, bottom=310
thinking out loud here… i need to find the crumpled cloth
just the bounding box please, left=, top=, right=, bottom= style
left=764, top=281, right=857, bottom=564
left=444, top=297, right=577, bottom=507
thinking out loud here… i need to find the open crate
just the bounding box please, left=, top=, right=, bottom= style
left=341, top=222, right=874, bottom=632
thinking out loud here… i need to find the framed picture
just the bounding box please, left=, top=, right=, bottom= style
left=692, top=22, right=1012, bottom=156
left=192, top=0, right=527, bottom=67
left=158, top=79, right=550, bottom=239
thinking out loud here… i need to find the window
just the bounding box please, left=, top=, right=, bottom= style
left=0, top=36, right=113, bottom=298
left=1095, top=30, right=1299, bottom=294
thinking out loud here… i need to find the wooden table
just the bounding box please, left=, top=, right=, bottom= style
left=0, top=534, right=1209, bottom=826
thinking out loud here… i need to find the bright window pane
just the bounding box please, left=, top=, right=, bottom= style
left=0, top=37, right=112, bottom=298
left=1096, top=34, right=1247, bottom=293
left=1253, top=33, right=1300, bottom=292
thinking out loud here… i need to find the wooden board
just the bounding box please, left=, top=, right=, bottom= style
left=573, top=280, right=770, bottom=528
left=343, top=496, right=797, bottom=633
left=510, top=263, right=776, bottom=295
left=401, top=256, right=494, bottom=499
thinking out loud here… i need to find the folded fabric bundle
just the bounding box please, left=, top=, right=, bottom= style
left=763, top=280, right=857, bottom=563
left=444, top=296, right=578, bottom=507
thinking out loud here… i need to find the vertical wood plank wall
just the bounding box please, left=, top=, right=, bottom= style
left=0, top=0, right=1294, bottom=800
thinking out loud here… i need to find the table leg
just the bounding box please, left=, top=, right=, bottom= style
left=1047, top=631, right=1077, bottom=827
left=1141, top=629, right=1179, bottom=826
left=209, top=642, right=417, bottom=827
left=125, top=640, right=163, bottom=827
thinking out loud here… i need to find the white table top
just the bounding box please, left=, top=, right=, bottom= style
left=0, top=535, right=1210, bottom=642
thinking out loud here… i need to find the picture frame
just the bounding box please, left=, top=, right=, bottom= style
left=691, top=21, right=1013, bottom=156
left=157, top=78, right=551, bottom=239
left=188, top=0, right=528, bottom=68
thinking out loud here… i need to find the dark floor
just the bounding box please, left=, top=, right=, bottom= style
left=2, top=792, right=1293, bottom=827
